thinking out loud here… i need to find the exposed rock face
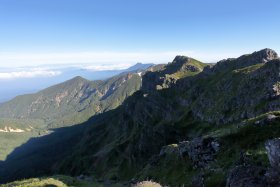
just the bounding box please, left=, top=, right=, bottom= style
left=142, top=56, right=205, bottom=91
left=264, top=138, right=280, bottom=186
left=159, top=137, right=220, bottom=168
left=191, top=53, right=280, bottom=124
left=226, top=165, right=267, bottom=187
left=211, top=48, right=279, bottom=73
left=183, top=138, right=220, bottom=168
left=265, top=138, right=280, bottom=169
left=227, top=138, right=280, bottom=187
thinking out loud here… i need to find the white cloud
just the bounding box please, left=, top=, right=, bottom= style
left=0, top=50, right=246, bottom=68
left=83, top=63, right=133, bottom=71
left=0, top=69, right=61, bottom=80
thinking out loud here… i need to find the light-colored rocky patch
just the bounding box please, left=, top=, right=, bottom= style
left=0, top=126, right=25, bottom=133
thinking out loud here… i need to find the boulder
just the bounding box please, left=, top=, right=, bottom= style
left=265, top=138, right=280, bottom=169
left=159, top=137, right=220, bottom=168
left=185, top=137, right=220, bottom=168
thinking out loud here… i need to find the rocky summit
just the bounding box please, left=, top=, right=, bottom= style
left=1, top=49, right=280, bottom=187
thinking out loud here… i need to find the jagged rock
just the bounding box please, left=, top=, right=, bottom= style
left=142, top=56, right=204, bottom=91
left=212, top=48, right=278, bottom=73
left=265, top=138, right=280, bottom=169
left=185, top=137, right=220, bottom=168
left=159, top=138, right=220, bottom=168
left=226, top=165, right=267, bottom=187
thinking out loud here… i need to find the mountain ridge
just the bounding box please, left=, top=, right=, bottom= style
left=1, top=49, right=280, bottom=186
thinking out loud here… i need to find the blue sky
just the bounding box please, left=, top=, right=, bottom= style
left=0, top=0, right=279, bottom=67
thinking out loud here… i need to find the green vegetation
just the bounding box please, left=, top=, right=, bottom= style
left=0, top=72, right=142, bottom=161
left=1, top=49, right=280, bottom=186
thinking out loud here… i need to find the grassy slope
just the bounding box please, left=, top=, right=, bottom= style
left=56, top=57, right=280, bottom=186
left=138, top=113, right=280, bottom=186
left=0, top=73, right=141, bottom=161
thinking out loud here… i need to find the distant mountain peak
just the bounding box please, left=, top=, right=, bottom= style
left=211, top=48, right=279, bottom=73
left=70, top=76, right=88, bottom=82
left=167, top=56, right=205, bottom=74
left=173, top=55, right=192, bottom=63
left=250, top=48, right=278, bottom=62
left=126, top=63, right=154, bottom=72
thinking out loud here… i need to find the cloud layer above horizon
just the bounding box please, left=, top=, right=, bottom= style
left=0, top=50, right=244, bottom=68
left=0, top=69, right=62, bottom=80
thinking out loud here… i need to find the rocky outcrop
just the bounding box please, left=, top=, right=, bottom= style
left=159, top=137, right=220, bottom=168
left=265, top=138, right=280, bottom=169
left=191, top=51, right=280, bottom=124
left=264, top=138, right=280, bottom=186
left=211, top=48, right=279, bottom=73
left=226, top=165, right=267, bottom=187
left=227, top=138, right=280, bottom=187
left=142, top=56, right=205, bottom=91
left=183, top=137, right=220, bottom=168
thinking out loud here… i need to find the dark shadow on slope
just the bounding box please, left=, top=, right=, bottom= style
left=0, top=60, right=206, bottom=184
left=0, top=109, right=116, bottom=184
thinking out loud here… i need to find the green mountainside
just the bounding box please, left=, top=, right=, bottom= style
left=0, top=68, right=151, bottom=161
left=0, top=73, right=142, bottom=128
left=1, top=49, right=280, bottom=186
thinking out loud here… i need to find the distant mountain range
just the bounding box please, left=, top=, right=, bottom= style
left=0, top=63, right=153, bottom=161
left=0, top=63, right=153, bottom=102
left=1, top=49, right=280, bottom=186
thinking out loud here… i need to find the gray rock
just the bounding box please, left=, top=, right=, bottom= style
left=159, top=137, right=220, bottom=168
left=226, top=165, right=267, bottom=187
left=180, top=138, right=220, bottom=168
left=265, top=138, right=280, bottom=169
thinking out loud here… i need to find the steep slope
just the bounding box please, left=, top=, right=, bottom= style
left=186, top=48, right=280, bottom=124
left=0, top=67, right=150, bottom=161
left=1, top=49, right=280, bottom=186
left=54, top=49, right=280, bottom=183
left=0, top=72, right=142, bottom=128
